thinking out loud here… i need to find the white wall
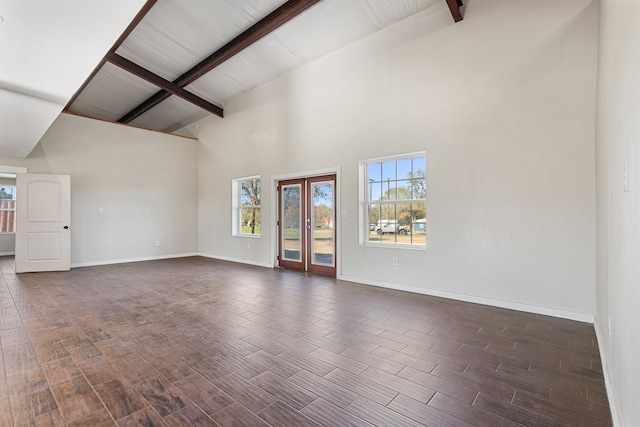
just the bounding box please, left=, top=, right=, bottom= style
left=198, top=0, right=599, bottom=319
left=26, top=113, right=199, bottom=266
left=0, top=234, right=15, bottom=255
left=0, top=157, right=26, bottom=168
left=595, top=0, right=640, bottom=425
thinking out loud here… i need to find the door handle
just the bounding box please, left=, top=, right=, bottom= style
left=63, top=226, right=69, bottom=229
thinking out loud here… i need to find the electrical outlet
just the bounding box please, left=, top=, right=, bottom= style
left=247, top=242, right=251, bottom=249
left=98, top=206, right=104, bottom=214
left=392, top=257, right=398, bottom=266
left=155, top=240, right=160, bottom=246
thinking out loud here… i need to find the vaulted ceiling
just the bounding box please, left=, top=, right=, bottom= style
left=0, top=0, right=148, bottom=159
left=0, top=0, right=463, bottom=158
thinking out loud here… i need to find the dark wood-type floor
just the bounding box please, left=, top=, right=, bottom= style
left=0, top=256, right=612, bottom=426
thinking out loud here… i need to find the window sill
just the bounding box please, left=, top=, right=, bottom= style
left=363, top=242, right=426, bottom=251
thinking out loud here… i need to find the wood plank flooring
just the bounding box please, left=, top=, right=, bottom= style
left=0, top=256, right=612, bottom=426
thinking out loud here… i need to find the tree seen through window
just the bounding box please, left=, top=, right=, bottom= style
left=365, top=155, right=426, bottom=246
left=240, top=178, right=260, bottom=235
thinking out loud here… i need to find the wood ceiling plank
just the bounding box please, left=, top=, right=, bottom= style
left=176, top=0, right=323, bottom=86
left=64, top=0, right=158, bottom=111
left=118, top=0, right=322, bottom=124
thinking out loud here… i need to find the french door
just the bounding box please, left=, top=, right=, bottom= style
left=278, top=174, right=336, bottom=276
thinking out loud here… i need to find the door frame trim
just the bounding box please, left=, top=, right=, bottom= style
left=0, top=165, right=27, bottom=174
left=270, top=167, right=340, bottom=275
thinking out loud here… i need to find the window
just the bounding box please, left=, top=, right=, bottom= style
left=362, top=153, right=426, bottom=247
left=0, top=186, right=16, bottom=233
left=232, top=176, right=261, bottom=236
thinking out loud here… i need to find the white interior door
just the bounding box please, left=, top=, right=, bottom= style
left=15, top=173, right=71, bottom=273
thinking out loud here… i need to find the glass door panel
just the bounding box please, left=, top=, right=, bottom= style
left=309, top=179, right=334, bottom=270
left=282, top=184, right=302, bottom=261
left=278, top=180, right=305, bottom=271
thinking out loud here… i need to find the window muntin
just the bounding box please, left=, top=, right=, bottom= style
left=0, top=186, right=16, bottom=233
left=233, top=177, right=261, bottom=236
left=364, top=154, right=426, bottom=247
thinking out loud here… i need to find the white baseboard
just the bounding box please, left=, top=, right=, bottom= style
left=594, top=318, right=622, bottom=427
left=72, top=253, right=272, bottom=270
left=0, top=251, right=15, bottom=256
left=337, top=274, right=595, bottom=323
left=70, top=253, right=199, bottom=268
left=198, top=253, right=273, bottom=269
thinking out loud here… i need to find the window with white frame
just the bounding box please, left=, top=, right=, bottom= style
left=232, top=176, right=261, bottom=236
left=0, top=186, right=16, bottom=233
left=362, top=153, right=426, bottom=247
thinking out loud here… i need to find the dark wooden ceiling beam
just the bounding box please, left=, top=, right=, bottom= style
left=106, top=51, right=224, bottom=118
left=64, top=0, right=158, bottom=111
left=176, top=0, right=322, bottom=86
left=446, top=0, right=463, bottom=22
left=119, top=0, right=322, bottom=124
left=118, top=91, right=172, bottom=124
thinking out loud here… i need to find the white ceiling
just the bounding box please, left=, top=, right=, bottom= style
left=0, top=0, right=454, bottom=158
left=0, top=0, right=147, bottom=158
